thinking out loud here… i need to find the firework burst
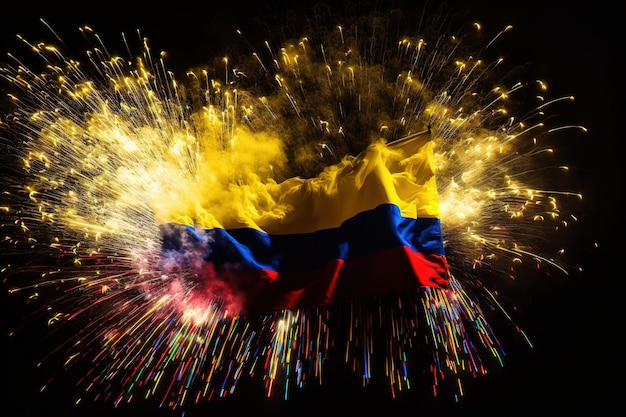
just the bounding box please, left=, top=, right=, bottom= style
left=1, top=3, right=587, bottom=411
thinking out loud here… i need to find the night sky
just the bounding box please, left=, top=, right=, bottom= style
left=0, top=1, right=618, bottom=416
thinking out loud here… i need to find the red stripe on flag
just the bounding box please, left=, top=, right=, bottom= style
left=240, top=246, right=448, bottom=313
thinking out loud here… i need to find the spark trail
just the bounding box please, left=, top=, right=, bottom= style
left=0, top=4, right=586, bottom=410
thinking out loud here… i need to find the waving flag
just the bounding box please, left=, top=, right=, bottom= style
left=159, top=130, right=449, bottom=313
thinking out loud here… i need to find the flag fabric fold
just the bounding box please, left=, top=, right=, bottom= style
left=160, top=130, right=450, bottom=313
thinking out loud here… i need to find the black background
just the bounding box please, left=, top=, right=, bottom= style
left=1, top=1, right=619, bottom=416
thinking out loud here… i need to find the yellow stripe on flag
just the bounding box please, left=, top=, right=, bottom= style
left=159, top=130, right=439, bottom=234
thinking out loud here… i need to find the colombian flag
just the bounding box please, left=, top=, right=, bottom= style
left=159, top=130, right=449, bottom=313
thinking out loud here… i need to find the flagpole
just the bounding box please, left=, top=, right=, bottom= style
left=388, top=127, right=431, bottom=147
